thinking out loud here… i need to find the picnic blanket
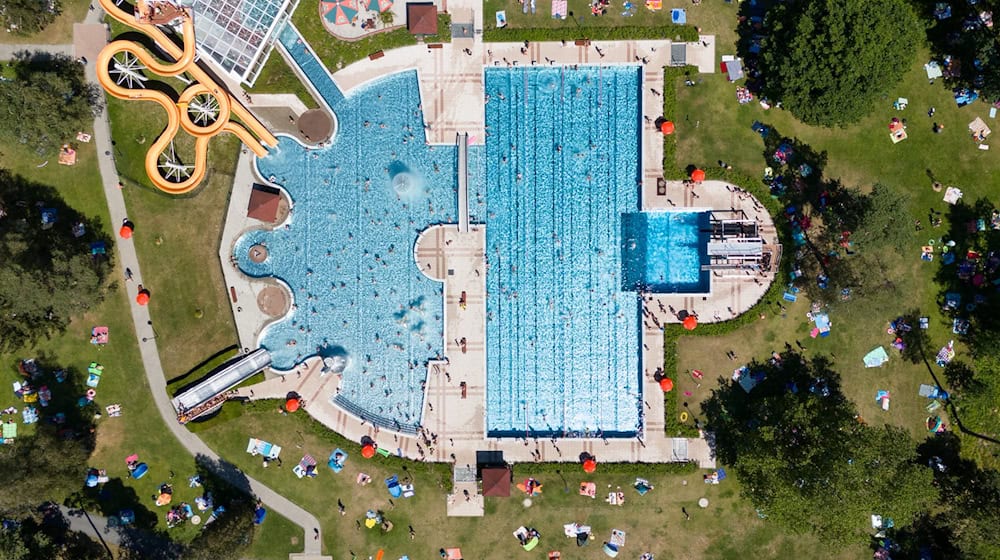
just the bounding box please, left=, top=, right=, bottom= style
left=563, top=522, right=592, bottom=537
left=91, top=326, right=109, bottom=345
left=294, top=454, right=318, bottom=478
left=863, top=346, right=889, bottom=368
left=2, top=422, right=16, bottom=440
left=246, top=438, right=281, bottom=459
left=634, top=478, right=653, bottom=495
left=328, top=448, right=347, bottom=473
left=386, top=474, right=402, bottom=497
left=579, top=482, right=596, bottom=498
left=610, top=529, right=626, bottom=547
left=551, top=0, right=567, bottom=19
left=606, top=491, right=625, bottom=506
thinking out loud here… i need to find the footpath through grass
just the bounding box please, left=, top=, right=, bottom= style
left=104, top=96, right=242, bottom=381
left=0, top=135, right=299, bottom=556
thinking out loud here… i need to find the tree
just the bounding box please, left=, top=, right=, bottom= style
left=186, top=498, right=254, bottom=560
left=0, top=0, right=61, bottom=35
left=0, top=170, right=112, bottom=352
left=0, top=53, right=102, bottom=154
left=761, top=0, right=920, bottom=126
left=702, top=353, right=937, bottom=545
left=853, top=184, right=913, bottom=252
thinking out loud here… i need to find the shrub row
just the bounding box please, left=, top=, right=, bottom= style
left=483, top=24, right=698, bottom=43
left=513, top=460, right=699, bottom=477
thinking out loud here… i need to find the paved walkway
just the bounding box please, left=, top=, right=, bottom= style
left=0, top=43, right=74, bottom=58
left=57, top=506, right=121, bottom=547
left=58, top=22, right=330, bottom=559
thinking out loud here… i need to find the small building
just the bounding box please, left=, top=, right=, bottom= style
left=481, top=466, right=511, bottom=497
left=247, top=184, right=282, bottom=223
left=406, top=2, right=438, bottom=35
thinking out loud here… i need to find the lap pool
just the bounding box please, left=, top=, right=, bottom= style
left=483, top=66, right=643, bottom=438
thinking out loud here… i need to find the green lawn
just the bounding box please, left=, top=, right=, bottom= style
left=196, top=401, right=863, bottom=559
left=672, top=46, right=998, bottom=454
left=104, top=95, right=242, bottom=381
left=482, top=0, right=733, bottom=44
left=0, top=102, right=298, bottom=560
left=0, top=0, right=91, bottom=45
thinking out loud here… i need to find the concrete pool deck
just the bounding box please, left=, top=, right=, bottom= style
left=217, top=36, right=782, bottom=515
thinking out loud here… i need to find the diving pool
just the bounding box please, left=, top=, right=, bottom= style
left=622, top=211, right=711, bottom=293
left=483, top=66, right=643, bottom=438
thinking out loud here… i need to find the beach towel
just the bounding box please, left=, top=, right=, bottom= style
left=294, top=454, right=318, bottom=478
left=863, top=346, right=889, bottom=368
left=246, top=438, right=281, bottom=459
left=328, top=448, right=348, bottom=473
left=385, top=474, right=402, bottom=497
left=551, top=0, right=567, bottom=18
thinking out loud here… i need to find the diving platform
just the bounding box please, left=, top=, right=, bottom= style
left=457, top=132, right=469, bottom=233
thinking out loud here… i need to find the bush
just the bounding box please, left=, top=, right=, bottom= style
left=483, top=25, right=698, bottom=43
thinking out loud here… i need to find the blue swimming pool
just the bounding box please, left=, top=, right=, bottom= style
left=622, top=211, right=711, bottom=293
left=483, top=66, right=643, bottom=438
left=236, top=45, right=484, bottom=432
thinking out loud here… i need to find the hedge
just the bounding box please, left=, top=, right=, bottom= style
left=483, top=24, right=699, bottom=43
left=658, top=72, right=793, bottom=437
left=513, top=460, right=699, bottom=477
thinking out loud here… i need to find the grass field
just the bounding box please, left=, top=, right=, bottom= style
left=103, top=96, right=242, bottom=381
left=196, top=402, right=864, bottom=559
left=672, top=45, right=999, bottom=457
left=483, top=0, right=738, bottom=47
left=0, top=0, right=91, bottom=45
left=0, top=133, right=299, bottom=555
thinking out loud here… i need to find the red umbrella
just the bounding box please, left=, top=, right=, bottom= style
left=119, top=225, right=133, bottom=239
left=660, top=121, right=675, bottom=135
left=361, top=444, right=376, bottom=459
left=690, top=168, right=706, bottom=182
left=659, top=378, right=674, bottom=392
left=683, top=315, right=698, bottom=330
left=136, top=291, right=150, bottom=306
left=582, top=459, right=597, bottom=473
left=285, top=398, right=300, bottom=412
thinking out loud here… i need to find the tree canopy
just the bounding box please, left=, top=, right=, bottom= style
left=702, top=353, right=937, bottom=545
left=0, top=53, right=102, bottom=155
left=0, top=170, right=112, bottom=352
left=760, top=0, right=921, bottom=126
left=0, top=0, right=60, bottom=35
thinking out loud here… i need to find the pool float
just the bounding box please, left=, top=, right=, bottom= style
left=679, top=411, right=689, bottom=422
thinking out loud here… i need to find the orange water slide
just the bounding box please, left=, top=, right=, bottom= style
left=98, top=0, right=276, bottom=147
left=95, top=0, right=277, bottom=193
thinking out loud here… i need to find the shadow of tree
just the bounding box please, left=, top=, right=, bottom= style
left=918, top=0, right=1000, bottom=101
left=0, top=170, right=113, bottom=351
